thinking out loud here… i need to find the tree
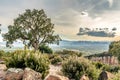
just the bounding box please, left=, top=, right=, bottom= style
left=3, top=9, right=61, bottom=50
left=109, top=41, right=120, bottom=62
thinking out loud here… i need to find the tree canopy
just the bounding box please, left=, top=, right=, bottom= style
left=3, top=9, right=61, bottom=50
left=109, top=41, right=120, bottom=56
left=109, top=41, right=120, bottom=62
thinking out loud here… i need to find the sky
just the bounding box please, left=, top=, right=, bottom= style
left=0, top=0, right=120, bottom=41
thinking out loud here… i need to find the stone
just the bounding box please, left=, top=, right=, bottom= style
left=45, top=75, right=69, bottom=80
left=22, top=68, right=42, bottom=80
left=98, top=71, right=114, bottom=80
left=80, top=75, right=89, bottom=80
left=0, top=64, right=7, bottom=71
left=5, top=68, right=24, bottom=80
left=0, top=70, right=6, bottom=80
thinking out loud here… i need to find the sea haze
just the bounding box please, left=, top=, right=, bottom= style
left=50, top=40, right=111, bottom=55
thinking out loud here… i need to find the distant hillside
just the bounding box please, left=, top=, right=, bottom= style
left=50, top=40, right=111, bottom=55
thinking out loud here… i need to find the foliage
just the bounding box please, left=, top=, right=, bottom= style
left=109, top=41, right=120, bottom=63
left=56, top=49, right=79, bottom=55
left=112, top=73, right=120, bottom=80
left=93, top=61, right=120, bottom=73
left=93, top=62, right=105, bottom=69
left=0, top=50, right=5, bottom=58
left=3, top=9, right=61, bottom=50
left=103, top=65, right=120, bottom=73
left=39, top=44, right=53, bottom=54
left=109, top=41, right=120, bottom=56
left=62, top=57, right=99, bottom=80
left=56, top=49, right=83, bottom=60
left=51, top=55, right=62, bottom=65
left=0, top=50, right=11, bottom=61
left=6, top=50, right=50, bottom=79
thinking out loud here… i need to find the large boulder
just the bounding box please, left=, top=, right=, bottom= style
left=0, top=64, right=7, bottom=71
left=22, top=68, right=42, bottom=80
left=98, top=71, right=114, bottom=80
left=45, top=75, right=69, bottom=80
left=5, top=68, right=24, bottom=80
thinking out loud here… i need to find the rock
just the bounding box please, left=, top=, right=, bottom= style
left=46, top=75, right=69, bottom=80
left=80, top=75, right=89, bottom=80
left=5, top=68, right=24, bottom=80
left=0, top=64, right=7, bottom=71
left=0, top=70, right=6, bottom=80
left=22, top=68, right=42, bottom=80
left=98, top=71, right=114, bottom=80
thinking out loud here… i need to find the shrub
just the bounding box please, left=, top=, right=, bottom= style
left=0, top=50, right=5, bottom=58
left=103, top=64, right=120, bottom=73
left=51, top=56, right=62, bottom=65
left=93, top=62, right=104, bottom=69
left=56, top=49, right=79, bottom=55
left=6, top=50, right=50, bottom=79
left=39, top=44, right=53, bottom=54
left=62, top=57, right=99, bottom=80
left=55, top=49, right=83, bottom=60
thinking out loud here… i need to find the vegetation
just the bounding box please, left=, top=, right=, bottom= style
left=0, top=9, right=120, bottom=80
left=93, top=62, right=105, bottom=69
left=109, top=41, right=120, bottom=62
left=3, top=9, right=61, bottom=50
left=39, top=44, right=53, bottom=54
left=6, top=50, right=49, bottom=79
left=51, top=55, right=62, bottom=65
left=62, top=57, right=99, bottom=80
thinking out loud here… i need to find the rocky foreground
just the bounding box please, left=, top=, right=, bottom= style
left=0, top=64, right=115, bottom=80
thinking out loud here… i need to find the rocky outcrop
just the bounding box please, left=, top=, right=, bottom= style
left=98, top=71, right=114, bottom=80
left=23, top=68, right=42, bottom=80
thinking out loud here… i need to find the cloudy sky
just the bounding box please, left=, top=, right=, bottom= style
left=0, top=0, right=120, bottom=41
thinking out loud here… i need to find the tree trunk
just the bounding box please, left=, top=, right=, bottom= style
left=33, top=41, right=39, bottom=52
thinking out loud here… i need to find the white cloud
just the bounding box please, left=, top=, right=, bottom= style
left=108, top=0, right=113, bottom=7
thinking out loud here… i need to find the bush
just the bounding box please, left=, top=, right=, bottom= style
left=0, top=50, right=6, bottom=59
left=56, top=49, right=79, bottom=55
left=55, top=50, right=83, bottom=60
left=62, top=57, right=99, bottom=80
left=51, top=56, right=62, bottom=65
left=6, top=50, right=50, bottom=79
left=93, top=62, right=104, bottom=69
left=103, top=64, right=120, bottom=73
left=39, top=44, right=53, bottom=54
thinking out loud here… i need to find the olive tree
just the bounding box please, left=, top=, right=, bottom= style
left=3, top=9, right=61, bottom=50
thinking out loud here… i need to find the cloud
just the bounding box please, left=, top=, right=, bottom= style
left=0, top=0, right=120, bottom=41
left=108, top=0, right=113, bottom=7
